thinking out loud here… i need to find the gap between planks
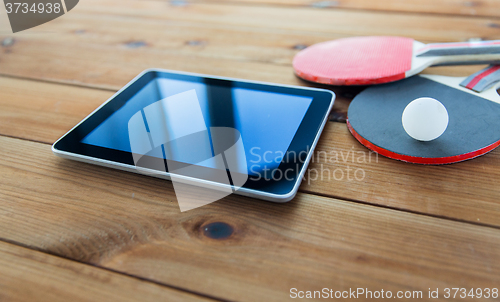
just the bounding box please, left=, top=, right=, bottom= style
left=0, top=70, right=491, bottom=230
left=0, top=239, right=217, bottom=302
left=0, top=121, right=498, bottom=232
left=1, top=73, right=499, bottom=228
left=156, top=0, right=500, bottom=20
left=1, top=133, right=499, bottom=301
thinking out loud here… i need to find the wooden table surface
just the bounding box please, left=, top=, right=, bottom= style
left=1, top=0, right=500, bottom=301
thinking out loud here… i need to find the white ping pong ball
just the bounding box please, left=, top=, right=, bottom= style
left=402, top=97, right=449, bottom=141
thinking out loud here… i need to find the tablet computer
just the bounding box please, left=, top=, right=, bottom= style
left=53, top=69, right=335, bottom=204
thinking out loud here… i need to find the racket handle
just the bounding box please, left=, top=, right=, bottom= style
left=416, top=40, right=500, bottom=62
left=459, top=65, right=500, bottom=92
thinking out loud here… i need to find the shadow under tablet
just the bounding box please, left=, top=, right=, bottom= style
left=347, top=76, right=500, bottom=164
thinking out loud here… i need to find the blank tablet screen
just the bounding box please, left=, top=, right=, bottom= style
left=81, top=77, right=313, bottom=175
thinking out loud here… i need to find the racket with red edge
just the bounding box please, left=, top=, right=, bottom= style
left=346, top=65, right=500, bottom=164
left=293, top=36, right=500, bottom=86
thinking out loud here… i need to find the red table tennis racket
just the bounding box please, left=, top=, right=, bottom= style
left=293, top=36, right=500, bottom=86
left=346, top=65, right=500, bottom=164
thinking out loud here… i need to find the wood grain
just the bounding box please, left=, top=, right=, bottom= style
left=74, top=0, right=500, bottom=42
left=1, top=0, right=499, bottom=300
left=192, top=0, right=500, bottom=18
left=302, top=122, right=500, bottom=227
left=0, top=77, right=116, bottom=144
left=0, top=135, right=499, bottom=301
left=4, top=75, right=500, bottom=225
left=2, top=75, right=500, bottom=228
left=0, top=0, right=496, bottom=90
left=0, top=241, right=213, bottom=302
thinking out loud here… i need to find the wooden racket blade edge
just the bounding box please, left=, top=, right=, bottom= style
left=294, top=70, right=406, bottom=86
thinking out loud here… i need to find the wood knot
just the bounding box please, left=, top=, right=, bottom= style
left=124, top=41, right=147, bottom=48
left=293, top=44, right=308, bottom=50
left=186, top=40, right=206, bottom=46
left=202, top=222, right=234, bottom=239
left=170, top=0, right=188, bottom=6
left=463, top=1, right=480, bottom=7
left=311, top=1, right=339, bottom=8
left=355, top=255, right=369, bottom=263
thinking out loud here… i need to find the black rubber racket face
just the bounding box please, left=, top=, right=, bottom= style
left=347, top=76, right=500, bottom=164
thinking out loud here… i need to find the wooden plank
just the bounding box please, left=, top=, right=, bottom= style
left=0, top=76, right=351, bottom=144
left=0, top=241, right=213, bottom=302
left=0, top=0, right=497, bottom=91
left=71, top=0, right=500, bottom=42
left=190, top=0, right=500, bottom=19
left=301, top=121, right=500, bottom=227
left=0, top=77, right=116, bottom=144
left=2, top=74, right=500, bottom=228
left=0, top=135, right=499, bottom=301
